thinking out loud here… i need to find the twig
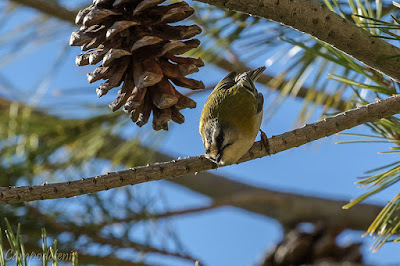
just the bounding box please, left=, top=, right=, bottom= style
left=194, top=0, right=400, bottom=82
left=0, top=95, right=399, bottom=204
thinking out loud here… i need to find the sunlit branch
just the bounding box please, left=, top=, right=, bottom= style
left=195, top=0, right=400, bottom=82
left=0, top=96, right=383, bottom=230
left=1, top=95, right=399, bottom=204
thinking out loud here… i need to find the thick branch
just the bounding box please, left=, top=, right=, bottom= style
left=195, top=0, right=400, bottom=82
left=92, top=191, right=383, bottom=231
left=9, top=0, right=77, bottom=22
left=1, top=95, right=399, bottom=204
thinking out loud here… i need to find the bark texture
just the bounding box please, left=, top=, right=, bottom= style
left=1, top=95, right=399, bottom=204
left=195, top=0, right=400, bottom=82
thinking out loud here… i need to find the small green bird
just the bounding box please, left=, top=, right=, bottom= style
left=199, top=66, right=268, bottom=165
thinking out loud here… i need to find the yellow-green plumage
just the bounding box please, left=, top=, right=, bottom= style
left=199, top=66, right=266, bottom=165
left=200, top=85, right=259, bottom=135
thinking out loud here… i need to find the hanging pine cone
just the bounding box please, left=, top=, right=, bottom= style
left=70, top=0, right=204, bottom=130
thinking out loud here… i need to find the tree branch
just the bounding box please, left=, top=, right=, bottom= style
left=91, top=191, right=383, bottom=231
left=2, top=0, right=392, bottom=232
left=1, top=95, right=399, bottom=204
left=9, top=0, right=77, bottom=22
left=0, top=97, right=383, bottom=230
left=195, top=0, right=400, bottom=82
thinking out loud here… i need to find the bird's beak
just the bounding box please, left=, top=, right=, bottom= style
left=215, top=153, right=222, bottom=164
left=248, top=66, right=266, bottom=82
left=205, top=152, right=224, bottom=165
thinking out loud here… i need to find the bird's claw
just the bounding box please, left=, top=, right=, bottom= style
left=260, top=129, right=270, bottom=155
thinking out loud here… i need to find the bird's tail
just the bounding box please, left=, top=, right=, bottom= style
left=235, top=66, right=266, bottom=94
left=248, top=66, right=266, bottom=82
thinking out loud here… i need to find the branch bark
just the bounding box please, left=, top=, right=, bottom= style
left=195, top=0, right=400, bottom=82
left=1, top=95, right=399, bottom=204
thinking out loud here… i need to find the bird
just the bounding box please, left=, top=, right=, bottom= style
left=199, top=66, right=268, bottom=165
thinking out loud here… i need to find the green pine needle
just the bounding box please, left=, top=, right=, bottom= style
left=364, top=193, right=400, bottom=251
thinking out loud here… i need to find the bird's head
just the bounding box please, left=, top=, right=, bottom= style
left=202, top=119, right=253, bottom=165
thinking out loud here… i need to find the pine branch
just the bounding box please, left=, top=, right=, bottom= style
left=195, top=0, right=400, bottom=82
left=1, top=95, right=399, bottom=204
left=1, top=0, right=393, bottom=232
left=0, top=97, right=383, bottom=230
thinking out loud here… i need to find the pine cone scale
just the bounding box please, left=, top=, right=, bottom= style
left=106, top=21, right=140, bottom=40
left=109, top=78, right=134, bottom=111
left=102, top=48, right=131, bottom=67
left=87, top=66, right=110, bottom=83
left=131, top=36, right=164, bottom=52
left=83, top=9, right=121, bottom=26
left=133, top=0, right=167, bottom=16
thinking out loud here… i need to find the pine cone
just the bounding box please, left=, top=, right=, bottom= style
left=70, top=0, right=204, bottom=130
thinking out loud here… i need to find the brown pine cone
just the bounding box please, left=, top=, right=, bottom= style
left=70, top=0, right=204, bottom=130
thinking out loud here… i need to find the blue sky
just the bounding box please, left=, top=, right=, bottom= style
left=1, top=1, right=400, bottom=265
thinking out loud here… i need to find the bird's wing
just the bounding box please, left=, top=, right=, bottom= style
left=256, top=93, right=264, bottom=114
